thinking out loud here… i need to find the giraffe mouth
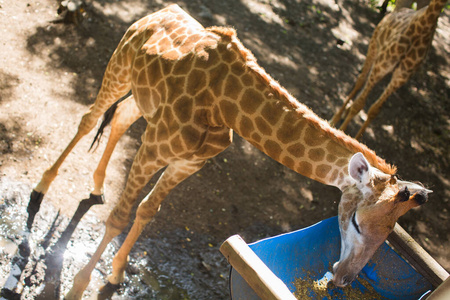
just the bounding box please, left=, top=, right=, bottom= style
left=333, top=274, right=356, bottom=287
left=332, top=260, right=359, bottom=287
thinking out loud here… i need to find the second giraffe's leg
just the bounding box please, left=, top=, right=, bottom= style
left=355, top=67, right=409, bottom=139
left=339, top=52, right=391, bottom=132
left=107, top=159, right=206, bottom=286
left=330, top=73, right=368, bottom=127
left=92, top=95, right=142, bottom=195
left=330, top=39, right=377, bottom=127
left=65, top=134, right=166, bottom=300
left=339, top=79, right=375, bottom=132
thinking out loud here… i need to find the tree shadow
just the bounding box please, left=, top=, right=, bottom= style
left=24, top=4, right=130, bottom=106
left=0, top=70, right=44, bottom=160
left=0, top=70, right=20, bottom=105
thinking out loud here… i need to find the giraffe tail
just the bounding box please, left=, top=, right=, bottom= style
left=88, top=96, right=128, bottom=152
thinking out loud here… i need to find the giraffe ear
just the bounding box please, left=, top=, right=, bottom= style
left=348, top=152, right=372, bottom=184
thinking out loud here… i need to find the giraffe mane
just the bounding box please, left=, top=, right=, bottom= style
left=207, top=26, right=397, bottom=176
left=207, top=26, right=258, bottom=63
left=207, top=26, right=237, bottom=38
left=303, top=113, right=397, bottom=175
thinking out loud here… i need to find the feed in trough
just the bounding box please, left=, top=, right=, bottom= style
left=293, top=271, right=382, bottom=299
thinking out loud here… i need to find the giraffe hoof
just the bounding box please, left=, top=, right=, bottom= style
left=77, top=193, right=104, bottom=212
left=26, top=190, right=45, bottom=229
left=28, top=190, right=45, bottom=214
left=1, top=287, right=21, bottom=299
left=85, top=193, right=105, bottom=206
left=98, top=281, right=121, bottom=299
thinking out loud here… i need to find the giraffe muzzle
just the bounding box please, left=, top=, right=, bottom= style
left=332, top=272, right=356, bottom=288
left=412, top=189, right=430, bottom=205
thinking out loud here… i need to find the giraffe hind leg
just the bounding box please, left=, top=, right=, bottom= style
left=28, top=96, right=134, bottom=233
left=330, top=66, right=372, bottom=127
left=355, top=65, right=409, bottom=139
left=331, top=37, right=377, bottom=128
left=339, top=78, right=375, bottom=132
left=339, top=54, right=391, bottom=133
left=27, top=69, right=132, bottom=229
left=46, top=95, right=142, bottom=256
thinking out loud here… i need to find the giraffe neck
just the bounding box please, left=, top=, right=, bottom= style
left=208, top=29, right=395, bottom=190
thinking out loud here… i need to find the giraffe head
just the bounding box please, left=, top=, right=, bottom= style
left=332, top=153, right=431, bottom=287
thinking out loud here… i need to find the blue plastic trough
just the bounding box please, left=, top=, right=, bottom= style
left=227, top=216, right=433, bottom=300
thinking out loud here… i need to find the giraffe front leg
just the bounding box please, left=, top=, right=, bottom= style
left=104, top=160, right=206, bottom=289
left=106, top=218, right=144, bottom=286
left=65, top=206, right=140, bottom=299
left=65, top=217, right=126, bottom=300
left=65, top=140, right=166, bottom=299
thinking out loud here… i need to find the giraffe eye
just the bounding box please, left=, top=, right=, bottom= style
left=351, top=212, right=361, bottom=234
left=374, top=174, right=389, bottom=184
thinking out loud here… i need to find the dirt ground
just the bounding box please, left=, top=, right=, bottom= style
left=0, top=0, right=449, bottom=299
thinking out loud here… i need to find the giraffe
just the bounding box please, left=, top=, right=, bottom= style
left=330, top=0, right=448, bottom=139
left=26, top=5, right=431, bottom=299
